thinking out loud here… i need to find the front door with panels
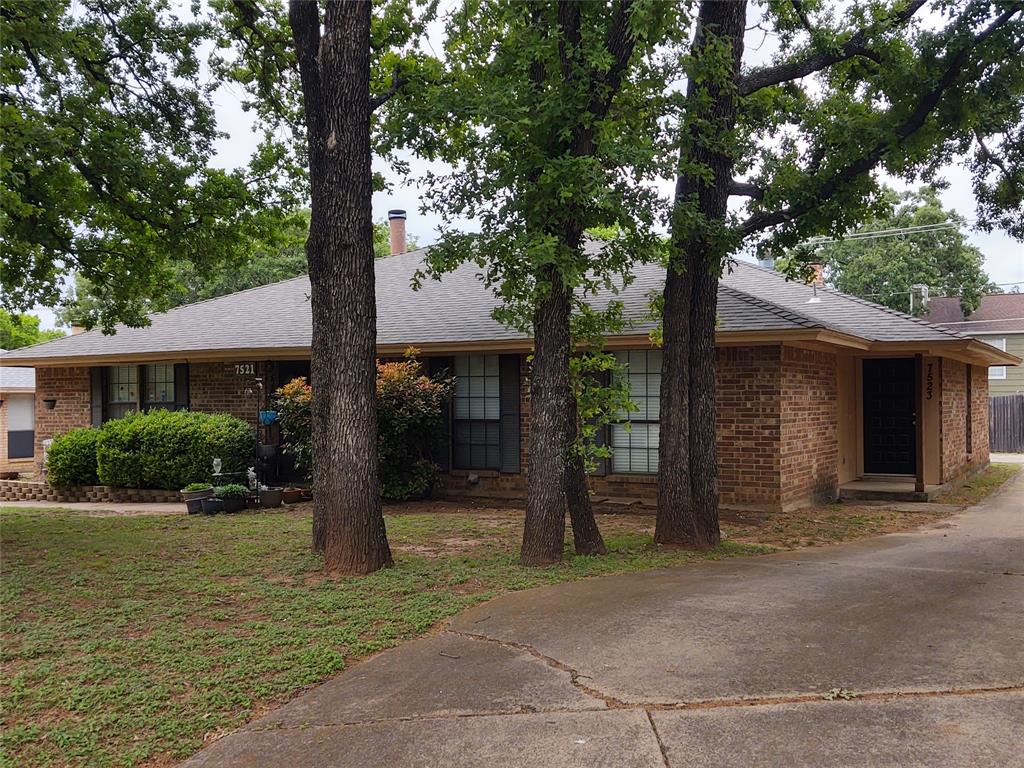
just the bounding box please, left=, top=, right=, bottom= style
left=862, top=357, right=917, bottom=475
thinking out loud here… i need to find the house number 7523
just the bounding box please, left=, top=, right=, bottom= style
left=234, top=363, right=256, bottom=375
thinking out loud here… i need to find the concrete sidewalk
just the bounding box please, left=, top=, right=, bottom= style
left=185, top=470, right=1024, bottom=768
left=1, top=500, right=184, bottom=516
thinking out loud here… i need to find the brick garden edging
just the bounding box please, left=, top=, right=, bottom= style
left=0, top=480, right=180, bottom=504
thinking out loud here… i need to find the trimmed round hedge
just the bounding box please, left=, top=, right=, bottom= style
left=87, top=410, right=254, bottom=490
left=46, top=427, right=100, bottom=488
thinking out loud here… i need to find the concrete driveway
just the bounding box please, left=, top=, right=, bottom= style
left=185, top=471, right=1024, bottom=768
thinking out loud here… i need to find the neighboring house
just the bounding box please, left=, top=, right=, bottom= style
left=1, top=237, right=1019, bottom=509
left=924, top=294, right=1024, bottom=395
left=0, top=349, right=36, bottom=476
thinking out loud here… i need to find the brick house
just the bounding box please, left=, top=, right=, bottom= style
left=2, top=243, right=1018, bottom=510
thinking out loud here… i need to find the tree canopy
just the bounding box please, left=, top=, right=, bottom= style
left=811, top=187, right=995, bottom=316
left=55, top=215, right=407, bottom=328
left=0, top=309, right=64, bottom=350
left=1, top=0, right=287, bottom=331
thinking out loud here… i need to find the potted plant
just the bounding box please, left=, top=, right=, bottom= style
left=181, top=482, right=214, bottom=515
left=201, top=496, right=224, bottom=514
left=260, top=487, right=283, bottom=508
left=215, top=484, right=249, bottom=513
left=282, top=487, right=304, bottom=504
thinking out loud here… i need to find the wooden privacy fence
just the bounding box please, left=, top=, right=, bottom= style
left=989, top=394, right=1024, bottom=453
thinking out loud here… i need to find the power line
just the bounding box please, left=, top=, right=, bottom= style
left=804, top=221, right=966, bottom=245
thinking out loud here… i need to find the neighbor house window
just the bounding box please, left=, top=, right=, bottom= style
left=988, top=338, right=1007, bottom=380
left=610, top=349, right=661, bottom=474
left=452, top=355, right=501, bottom=469
left=143, top=363, right=175, bottom=408
left=105, top=365, right=138, bottom=420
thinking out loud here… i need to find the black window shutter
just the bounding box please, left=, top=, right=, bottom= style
left=498, top=354, right=521, bottom=473
left=174, top=363, right=190, bottom=411
left=427, top=357, right=453, bottom=472
left=90, top=367, right=104, bottom=426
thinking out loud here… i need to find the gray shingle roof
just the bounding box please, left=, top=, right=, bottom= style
left=0, top=350, right=35, bottom=390
left=1, top=248, right=972, bottom=365
left=720, top=261, right=966, bottom=343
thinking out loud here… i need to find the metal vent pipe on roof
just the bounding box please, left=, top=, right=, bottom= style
left=388, top=209, right=407, bottom=256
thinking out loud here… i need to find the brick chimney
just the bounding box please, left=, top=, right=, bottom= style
left=388, top=209, right=407, bottom=256
left=809, top=263, right=825, bottom=287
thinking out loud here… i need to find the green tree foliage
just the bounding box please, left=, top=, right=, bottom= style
left=1, top=0, right=286, bottom=331
left=403, top=0, right=683, bottom=564
left=0, top=309, right=64, bottom=349
left=274, top=360, right=452, bottom=502
left=807, top=187, right=995, bottom=316
left=55, top=216, right=409, bottom=328
left=654, top=0, right=1024, bottom=547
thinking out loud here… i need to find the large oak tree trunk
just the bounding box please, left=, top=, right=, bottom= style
left=659, top=0, right=747, bottom=548
left=656, top=243, right=693, bottom=545
left=521, top=268, right=572, bottom=566
left=291, top=0, right=392, bottom=573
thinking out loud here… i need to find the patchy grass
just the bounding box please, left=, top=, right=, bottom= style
left=1, top=462, right=1016, bottom=768
left=934, top=462, right=1021, bottom=506
left=1, top=505, right=762, bottom=768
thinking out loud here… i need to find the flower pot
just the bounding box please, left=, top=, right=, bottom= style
left=221, top=497, right=245, bottom=513
left=300, top=488, right=313, bottom=501
left=201, top=498, right=224, bottom=515
left=282, top=488, right=304, bottom=504
left=244, top=495, right=261, bottom=509
left=260, top=488, right=283, bottom=508
left=181, top=488, right=214, bottom=515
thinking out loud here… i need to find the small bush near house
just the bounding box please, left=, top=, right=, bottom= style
left=275, top=360, right=452, bottom=501
left=46, top=427, right=100, bottom=487
left=96, top=410, right=253, bottom=490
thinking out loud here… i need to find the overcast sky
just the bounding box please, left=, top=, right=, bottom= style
left=32, top=3, right=1024, bottom=330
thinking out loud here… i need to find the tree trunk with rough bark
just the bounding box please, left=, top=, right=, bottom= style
left=656, top=242, right=693, bottom=545
left=521, top=268, right=572, bottom=566
left=565, top=398, right=607, bottom=556
left=290, top=0, right=392, bottom=573
left=659, top=0, right=747, bottom=548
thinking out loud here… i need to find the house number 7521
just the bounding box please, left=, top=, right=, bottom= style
left=234, top=363, right=256, bottom=375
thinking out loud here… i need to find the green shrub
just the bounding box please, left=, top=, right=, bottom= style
left=274, top=360, right=452, bottom=502
left=46, top=428, right=100, bottom=487
left=214, top=484, right=249, bottom=500
left=183, top=482, right=213, bottom=492
left=96, top=410, right=253, bottom=490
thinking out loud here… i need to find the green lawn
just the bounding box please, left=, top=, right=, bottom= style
left=2, top=462, right=1017, bottom=768
left=0, top=506, right=765, bottom=768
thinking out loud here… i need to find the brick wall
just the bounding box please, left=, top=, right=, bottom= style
left=780, top=347, right=839, bottom=508
left=440, top=346, right=790, bottom=511
left=942, top=359, right=990, bottom=480
left=0, top=479, right=180, bottom=504
left=34, top=366, right=93, bottom=469
left=716, top=345, right=784, bottom=510
left=189, top=362, right=266, bottom=428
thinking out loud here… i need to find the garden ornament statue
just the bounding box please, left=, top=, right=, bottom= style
left=212, top=458, right=222, bottom=476
left=247, top=467, right=257, bottom=490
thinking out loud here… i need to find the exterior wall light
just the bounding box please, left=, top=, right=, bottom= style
left=43, top=398, right=58, bottom=410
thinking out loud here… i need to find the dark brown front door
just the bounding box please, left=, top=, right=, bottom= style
left=863, top=358, right=917, bottom=475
